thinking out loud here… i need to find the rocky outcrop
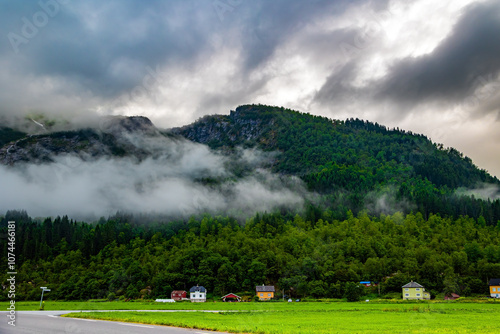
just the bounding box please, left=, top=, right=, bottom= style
left=171, top=106, right=275, bottom=148
left=0, top=116, right=162, bottom=165
left=0, top=129, right=113, bottom=165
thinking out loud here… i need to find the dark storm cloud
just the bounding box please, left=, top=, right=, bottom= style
left=376, top=0, right=500, bottom=104
left=0, top=0, right=366, bottom=117
left=234, top=0, right=360, bottom=72
left=1, top=0, right=214, bottom=98
left=314, top=0, right=500, bottom=114
left=313, top=62, right=359, bottom=105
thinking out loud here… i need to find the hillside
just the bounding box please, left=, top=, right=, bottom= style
left=175, top=105, right=497, bottom=186
left=173, top=104, right=500, bottom=224
left=1, top=104, right=499, bottom=223
left=0, top=126, right=26, bottom=147
left=0, top=116, right=163, bottom=165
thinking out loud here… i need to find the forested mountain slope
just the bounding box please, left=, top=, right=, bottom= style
left=0, top=126, right=26, bottom=147
left=174, top=104, right=500, bottom=224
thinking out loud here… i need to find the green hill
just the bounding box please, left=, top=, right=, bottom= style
left=174, top=104, right=500, bottom=224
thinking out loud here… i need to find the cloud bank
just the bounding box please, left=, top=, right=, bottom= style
left=0, top=136, right=306, bottom=220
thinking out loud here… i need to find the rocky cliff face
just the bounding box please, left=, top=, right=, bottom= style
left=171, top=107, right=276, bottom=148
left=0, top=116, right=162, bottom=165
left=100, top=115, right=160, bottom=136
left=0, top=129, right=109, bottom=165
left=0, top=107, right=283, bottom=166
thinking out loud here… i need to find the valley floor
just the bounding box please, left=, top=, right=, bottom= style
left=51, top=301, right=500, bottom=334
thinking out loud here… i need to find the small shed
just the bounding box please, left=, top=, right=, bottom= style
left=444, top=293, right=460, bottom=300
left=221, top=293, right=241, bottom=302
left=171, top=290, right=187, bottom=301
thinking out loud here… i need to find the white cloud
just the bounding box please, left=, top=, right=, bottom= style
left=0, top=139, right=306, bottom=220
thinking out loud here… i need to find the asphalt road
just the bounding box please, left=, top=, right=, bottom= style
left=0, top=311, right=228, bottom=334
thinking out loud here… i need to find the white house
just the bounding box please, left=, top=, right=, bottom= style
left=189, top=285, right=207, bottom=302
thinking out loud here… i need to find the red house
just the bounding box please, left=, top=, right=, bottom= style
left=171, top=290, right=187, bottom=301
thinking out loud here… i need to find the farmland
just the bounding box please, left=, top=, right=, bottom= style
left=58, top=301, right=500, bottom=334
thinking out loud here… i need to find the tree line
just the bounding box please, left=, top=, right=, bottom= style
left=2, top=210, right=500, bottom=301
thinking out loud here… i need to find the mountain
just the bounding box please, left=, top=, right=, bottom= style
left=1, top=105, right=499, bottom=223
left=173, top=104, right=500, bottom=224
left=0, top=116, right=161, bottom=165
left=174, top=105, right=498, bottom=187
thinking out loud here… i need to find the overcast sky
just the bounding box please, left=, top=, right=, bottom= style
left=1, top=0, right=499, bottom=177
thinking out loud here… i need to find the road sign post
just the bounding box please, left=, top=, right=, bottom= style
left=39, top=287, right=50, bottom=309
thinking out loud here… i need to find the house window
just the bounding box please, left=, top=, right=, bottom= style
left=405, top=288, right=409, bottom=291
left=260, top=293, right=264, bottom=297
left=405, top=294, right=409, bottom=297
left=416, top=294, right=421, bottom=297
left=268, top=293, right=271, bottom=297
left=493, top=288, right=497, bottom=292
left=416, top=288, right=420, bottom=291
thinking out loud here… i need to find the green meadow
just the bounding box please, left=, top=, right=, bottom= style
left=58, top=301, right=500, bottom=334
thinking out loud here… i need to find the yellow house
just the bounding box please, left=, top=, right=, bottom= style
left=402, top=281, right=430, bottom=300
left=256, top=285, right=275, bottom=300
left=489, top=279, right=500, bottom=298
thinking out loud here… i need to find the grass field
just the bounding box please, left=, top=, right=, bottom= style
left=56, top=302, right=500, bottom=334
left=4, top=297, right=499, bottom=311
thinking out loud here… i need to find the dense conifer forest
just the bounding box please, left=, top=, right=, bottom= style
left=2, top=209, right=500, bottom=301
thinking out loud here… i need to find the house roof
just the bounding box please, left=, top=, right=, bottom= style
left=402, top=281, right=424, bottom=288
left=221, top=293, right=241, bottom=299
left=256, top=285, right=275, bottom=292
left=489, top=279, right=500, bottom=286
left=189, top=285, right=206, bottom=292
left=171, top=290, right=186, bottom=294
left=444, top=293, right=460, bottom=299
